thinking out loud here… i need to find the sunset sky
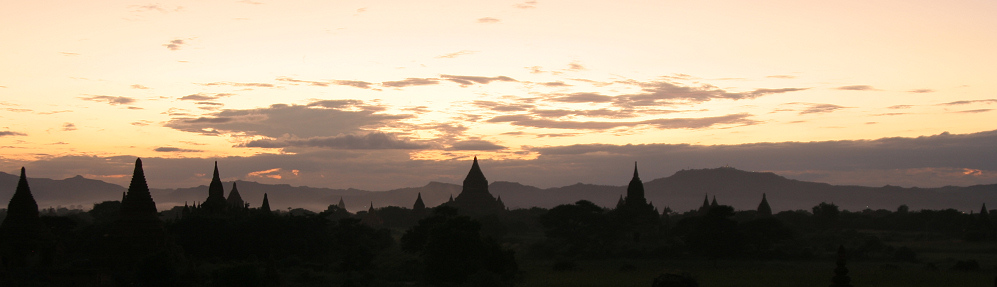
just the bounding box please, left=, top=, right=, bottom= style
left=2, top=0, right=996, bottom=191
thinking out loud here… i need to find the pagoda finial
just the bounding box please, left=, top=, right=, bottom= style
left=633, top=161, right=639, bottom=178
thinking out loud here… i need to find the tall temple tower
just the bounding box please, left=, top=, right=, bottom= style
left=0, top=167, right=54, bottom=270
left=624, top=162, right=646, bottom=207
left=201, top=161, right=228, bottom=213
left=450, top=157, right=503, bottom=215
left=111, top=159, right=172, bottom=263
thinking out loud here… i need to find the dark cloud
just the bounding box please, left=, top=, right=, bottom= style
left=242, top=132, right=430, bottom=150
left=939, top=99, right=997, bottom=106
left=0, top=131, right=27, bottom=137
left=381, top=78, right=440, bottom=88
left=836, top=85, right=877, bottom=91
left=530, top=130, right=997, bottom=185
left=549, top=92, right=613, bottom=103
left=440, top=75, right=517, bottom=86
left=8, top=130, right=997, bottom=209
left=80, top=95, right=136, bottom=105
left=154, top=147, right=202, bottom=152
left=164, top=101, right=411, bottom=138
left=477, top=17, right=500, bottom=23
left=615, top=80, right=807, bottom=106
left=449, top=140, right=506, bottom=151
left=163, top=39, right=185, bottom=51
left=435, top=50, right=477, bottom=59
left=487, top=113, right=756, bottom=130
left=62, top=123, right=77, bottom=131
left=908, top=89, right=934, bottom=93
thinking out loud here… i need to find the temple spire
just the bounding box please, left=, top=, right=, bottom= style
left=757, top=193, right=772, bottom=217
left=227, top=181, right=244, bottom=210
left=413, top=193, right=426, bottom=210
left=337, top=197, right=346, bottom=209
left=0, top=167, right=54, bottom=269
left=625, top=162, right=645, bottom=204
left=261, top=193, right=271, bottom=213
left=203, top=161, right=228, bottom=213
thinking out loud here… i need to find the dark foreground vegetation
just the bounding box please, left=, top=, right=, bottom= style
left=2, top=159, right=997, bottom=286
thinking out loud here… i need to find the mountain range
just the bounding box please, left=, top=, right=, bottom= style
left=1, top=167, right=994, bottom=213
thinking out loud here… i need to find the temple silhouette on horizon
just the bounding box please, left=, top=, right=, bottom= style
left=444, top=156, right=506, bottom=216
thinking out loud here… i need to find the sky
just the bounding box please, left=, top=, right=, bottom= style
left=1, top=0, right=996, bottom=191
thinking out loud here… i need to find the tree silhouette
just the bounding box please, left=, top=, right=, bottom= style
left=401, top=206, right=516, bottom=285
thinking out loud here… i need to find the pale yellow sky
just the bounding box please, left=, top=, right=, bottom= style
left=1, top=0, right=995, bottom=189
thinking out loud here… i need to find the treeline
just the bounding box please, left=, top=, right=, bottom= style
left=5, top=192, right=996, bottom=285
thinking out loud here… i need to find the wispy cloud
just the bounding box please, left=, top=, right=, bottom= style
left=907, top=89, right=934, bottom=93
left=449, top=140, right=506, bottom=151
left=514, top=1, right=538, bottom=9
left=955, top=109, right=992, bottom=114
left=766, top=75, right=796, bottom=79
left=164, top=100, right=412, bottom=138
left=487, top=113, right=757, bottom=130
left=477, top=17, right=500, bottom=23
left=440, top=75, right=517, bottom=86
left=792, top=103, right=850, bottom=115
left=835, top=85, right=877, bottom=91
left=0, top=131, right=27, bottom=137
left=163, top=39, right=185, bottom=51
left=939, top=99, right=997, bottom=106
left=436, top=50, right=477, bottom=59
left=62, top=123, right=77, bottom=131
left=242, top=132, right=430, bottom=150
left=179, top=93, right=233, bottom=101
left=154, top=147, right=203, bottom=152
left=131, top=84, right=150, bottom=89
left=381, top=78, right=440, bottom=88
left=131, top=4, right=183, bottom=13
left=80, top=95, right=136, bottom=105
left=197, top=82, right=274, bottom=88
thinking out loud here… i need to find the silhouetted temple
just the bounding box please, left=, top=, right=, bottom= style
left=337, top=197, right=346, bottom=209
left=110, top=159, right=180, bottom=282
left=698, top=194, right=711, bottom=215
left=448, top=157, right=504, bottom=216
left=757, top=193, right=772, bottom=217
left=201, top=161, right=228, bottom=214
left=613, top=163, right=659, bottom=228
left=227, top=182, right=245, bottom=210
left=0, top=167, right=54, bottom=271
left=261, top=193, right=272, bottom=213
left=361, top=202, right=383, bottom=227
left=413, top=193, right=426, bottom=211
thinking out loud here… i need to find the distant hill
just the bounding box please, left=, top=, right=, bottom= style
left=1, top=167, right=994, bottom=213
left=0, top=172, right=126, bottom=209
